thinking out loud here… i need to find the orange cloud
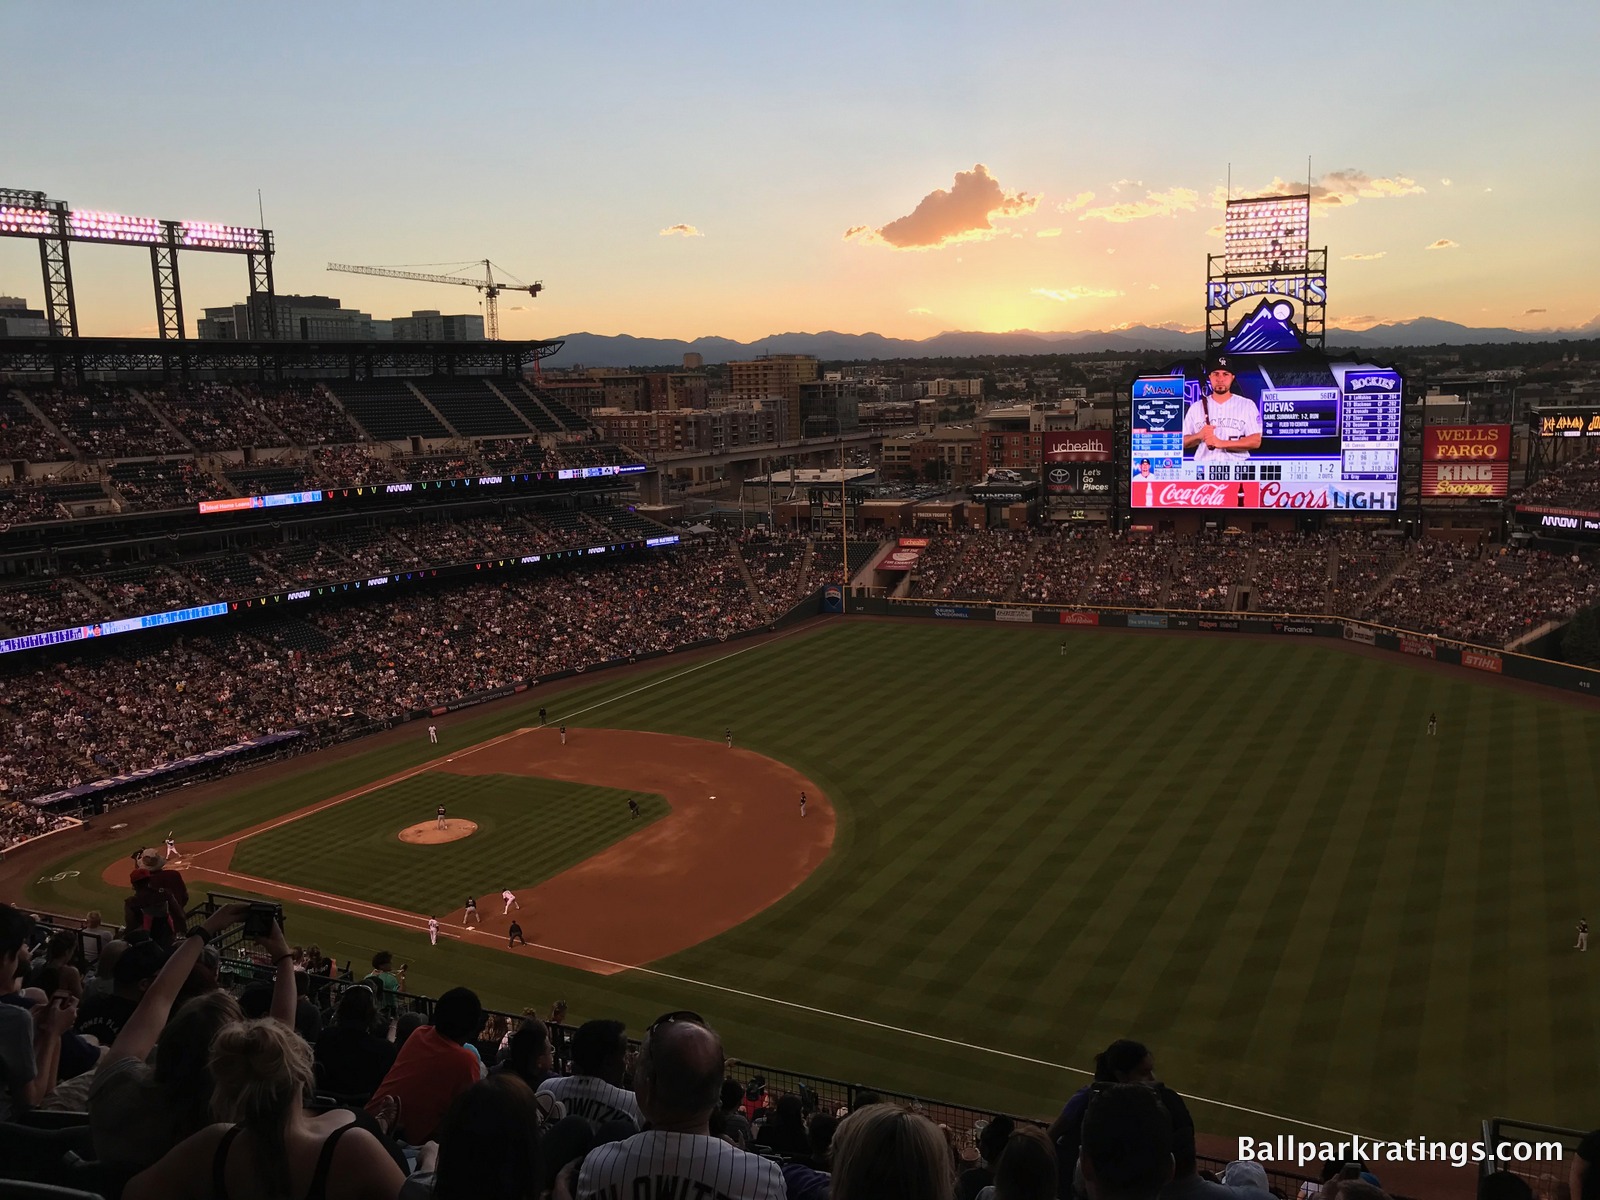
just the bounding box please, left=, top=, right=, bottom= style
left=1425, top=238, right=1459, bottom=250
left=1257, top=170, right=1425, bottom=208
left=1341, top=252, right=1387, bottom=261
left=660, top=224, right=703, bottom=237
left=1036, top=228, right=1063, bottom=238
left=847, top=164, right=1038, bottom=250
left=1056, top=191, right=1095, bottom=212
left=1079, top=187, right=1199, bottom=223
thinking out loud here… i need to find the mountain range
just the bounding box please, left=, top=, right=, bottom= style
left=544, top=316, right=1600, bottom=369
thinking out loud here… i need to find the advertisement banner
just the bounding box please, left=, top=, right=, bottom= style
left=1060, top=611, right=1100, bottom=626
left=994, top=608, right=1034, bottom=623
left=1047, top=463, right=1115, bottom=496
left=1399, top=635, right=1436, bottom=659
left=1424, top=425, right=1511, bottom=460
left=1462, top=648, right=1504, bottom=673
left=1128, top=613, right=1169, bottom=629
left=1043, top=431, right=1114, bottom=462
left=1128, top=480, right=1397, bottom=512
left=1343, top=623, right=1377, bottom=645
left=1515, top=506, right=1600, bottom=538
left=1421, top=461, right=1509, bottom=497
left=1535, top=409, right=1600, bottom=438
left=1272, top=620, right=1318, bottom=635
left=878, top=543, right=926, bottom=572
left=933, top=606, right=970, bottom=619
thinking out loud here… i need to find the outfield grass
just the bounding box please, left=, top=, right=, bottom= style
left=27, top=621, right=1600, bottom=1142
left=229, top=774, right=665, bottom=913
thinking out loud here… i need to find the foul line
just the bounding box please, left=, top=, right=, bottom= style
left=500, top=937, right=1360, bottom=1140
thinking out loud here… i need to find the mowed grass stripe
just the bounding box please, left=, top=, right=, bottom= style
left=229, top=774, right=663, bottom=913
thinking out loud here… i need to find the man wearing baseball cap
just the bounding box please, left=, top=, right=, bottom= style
left=1182, top=356, right=1261, bottom=469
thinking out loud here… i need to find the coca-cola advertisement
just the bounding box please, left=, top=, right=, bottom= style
left=1128, top=479, right=1397, bottom=512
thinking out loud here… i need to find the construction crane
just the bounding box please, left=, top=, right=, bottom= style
left=326, top=260, right=542, bottom=340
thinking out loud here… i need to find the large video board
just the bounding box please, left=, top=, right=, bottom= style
left=1129, top=360, right=1401, bottom=512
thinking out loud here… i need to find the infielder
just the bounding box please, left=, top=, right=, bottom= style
left=428, top=724, right=438, bottom=744
left=559, top=725, right=567, bottom=746
left=628, top=798, right=641, bottom=821
left=436, top=804, right=447, bottom=830
left=1427, top=712, right=1438, bottom=736
left=726, top=726, right=733, bottom=749
left=502, top=888, right=519, bottom=914
left=464, top=896, right=480, bottom=927
left=799, top=791, right=807, bottom=818
left=428, top=916, right=439, bottom=946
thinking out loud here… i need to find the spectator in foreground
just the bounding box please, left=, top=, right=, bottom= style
left=829, top=1103, right=955, bottom=1200
left=490, top=1017, right=556, bottom=1092
left=1, top=903, right=76, bottom=1118
left=535, top=1017, right=642, bottom=1130
left=1574, top=1130, right=1600, bottom=1200
left=755, top=1091, right=811, bottom=1156
left=1052, top=1040, right=1157, bottom=1196
left=124, top=1017, right=405, bottom=1200
left=1162, top=1094, right=1273, bottom=1200
left=566, top=1013, right=783, bottom=1200
left=367, top=986, right=484, bottom=1145
left=719, top=1078, right=752, bottom=1146
left=75, top=938, right=165, bottom=1047
left=978, top=1125, right=1056, bottom=1200
left=314, top=981, right=396, bottom=1098
left=1080, top=1083, right=1175, bottom=1200
left=402, top=1073, right=543, bottom=1200
left=960, top=1115, right=1016, bottom=1200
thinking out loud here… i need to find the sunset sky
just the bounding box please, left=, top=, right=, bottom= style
left=3, top=1, right=1596, bottom=343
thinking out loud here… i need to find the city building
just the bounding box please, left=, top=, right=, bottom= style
left=925, top=377, right=984, bottom=398
left=388, top=310, right=485, bottom=340
left=591, top=400, right=784, bottom=458
left=728, top=354, right=819, bottom=441
left=798, top=379, right=861, bottom=437
left=196, top=294, right=387, bottom=341
left=0, top=296, right=50, bottom=337
left=979, top=403, right=1079, bottom=475
left=881, top=427, right=982, bottom=485
left=539, top=370, right=706, bottom=414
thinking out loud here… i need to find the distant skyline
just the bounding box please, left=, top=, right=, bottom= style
left=3, top=2, right=1597, bottom=342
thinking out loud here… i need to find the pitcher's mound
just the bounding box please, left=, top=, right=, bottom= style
left=398, top=820, right=478, bottom=845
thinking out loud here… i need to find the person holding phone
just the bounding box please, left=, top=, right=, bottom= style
left=1, top=903, right=78, bottom=1118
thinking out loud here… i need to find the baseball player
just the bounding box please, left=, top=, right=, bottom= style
left=464, top=896, right=480, bottom=927
left=1578, top=919, right=1589, bottom=952
left=1182, top=355, right=1261, bottom=471
left=1427, top=712, right=1438, bottom=736
left=164, top=832, right=178, bottom=860
left=508, top=919, right=526, bottom=948
left=436, top=804, right=447, bottom=830
left=726, top=726, right=733, bottom=749
left=559, top=724, right=567, bottom=746
left=628, top=798, right=641, bottom=821
left=538, top=706, right=547, bottom=727
left=502, top=888, right=519, bottom=914
left=799, top=791, right=807, bottom=818
left=428, top=724, right=438, bottom=744
left=428, top=916, right=439, bottom=946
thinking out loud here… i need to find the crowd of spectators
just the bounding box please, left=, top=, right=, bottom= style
left=1, top=392, right=69, bottom=461
left=1517, top=451, right=1600, bottom=512
left=1328, top=532, right=1410, bottom=614
left=1014, top=529, right=1104, bottom=605
left=108, top=460, right=229, bottom=510
left=1, top=899, right=1422, bottom=1200
left=738, top=531, right=813, bottom=616
left=305, top=446, right=397, bottom=488
left=0, top=798, right=75, bottom=844
left=238, top=382, right=360, bottom=446
left=1, top=475, right=89, bottom=525
left=1165, top=536, right=1250, bottom=611
left=1249, top=534, right=1333, bottom=615
left=142, top=384, right=284, bottom=452
left=30, top=385, right=189, bottom=460
left=1083, top=536, right=1172, bottom=607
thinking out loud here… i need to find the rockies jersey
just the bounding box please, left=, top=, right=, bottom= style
left=1182, top=392, right=1262, bottom=464
left=534, top=1074, right=643, bottom=1129
left=576, top=1129, right=784, bottom=1200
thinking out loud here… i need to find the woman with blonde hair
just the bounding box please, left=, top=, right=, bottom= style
left=829, top=1103, right=955, bottom=1200
left=125, top=1019, right=404, bottom=1200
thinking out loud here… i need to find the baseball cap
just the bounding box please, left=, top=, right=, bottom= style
left=1222, top=1161, right=1270, bottom=1191
left=1206, top=355, right=1235, bottom=373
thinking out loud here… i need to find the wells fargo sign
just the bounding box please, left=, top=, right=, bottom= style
left=1422, top=425, right=1510, bottom=497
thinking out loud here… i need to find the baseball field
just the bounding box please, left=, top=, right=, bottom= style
left=17, top=618, right=1600, bottom=1145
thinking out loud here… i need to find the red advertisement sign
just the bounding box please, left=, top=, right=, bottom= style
left=1462, top=649, right=1504, bottom=673
left=1399, top=636, right=1436, bottom=659
left=1423, top=425, right=1511, bottom=461
left=1044, top=431, right=1114, bottom=462
left=878, top=545, right=924, bottom=572
left=1060, top=611, right=1100, bottom=626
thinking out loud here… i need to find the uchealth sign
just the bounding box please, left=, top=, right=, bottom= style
left=1130, top=480, right=1398, bottom=511
left=1043, top=431, right=1114, bottom=462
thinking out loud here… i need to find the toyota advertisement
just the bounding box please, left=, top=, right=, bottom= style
left=1044, top=431, right=1114, bottom=495
left=1129, top=362, right=1402, bottom=511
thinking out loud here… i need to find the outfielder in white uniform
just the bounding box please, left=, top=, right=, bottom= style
left=1183, top=358, right=1261, bottom=470
left=501, top=888, right=519, bottom=914
left=572, top=1016, right=783, bottom=1200
left=428, top=917, right=439, bottom=946
left=428, top=724, right=438, bottom=744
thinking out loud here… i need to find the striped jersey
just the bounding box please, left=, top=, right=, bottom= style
left=534, top=1074, right=643, bottom=1129
left=576, top=1129, right=785, bottom=1200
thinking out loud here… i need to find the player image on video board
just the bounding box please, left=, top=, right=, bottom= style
left=1130, top=355, right=1401, bottom=512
